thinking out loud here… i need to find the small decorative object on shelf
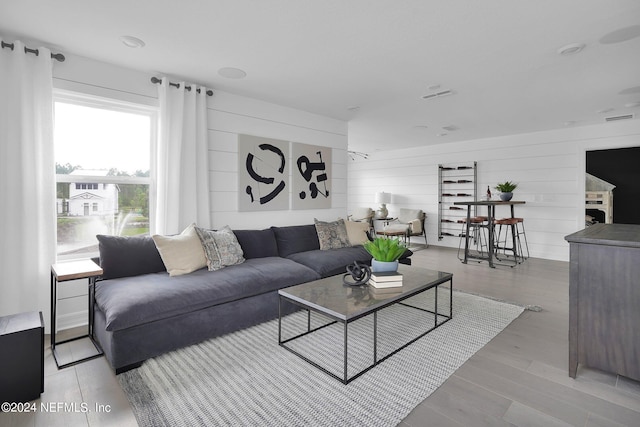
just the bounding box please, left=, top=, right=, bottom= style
left=495, top=181, right=518, bottom=201
left=486, top=186, right=492, bottom=200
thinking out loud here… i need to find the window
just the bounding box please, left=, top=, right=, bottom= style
left=54, top=91, right=156, bottom=259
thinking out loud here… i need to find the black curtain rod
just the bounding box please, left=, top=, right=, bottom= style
left=1, top=41, right=65, bottom=62
left=150, top=76, right=213, bottom=96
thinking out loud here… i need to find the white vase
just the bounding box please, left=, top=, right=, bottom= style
left=371, top=259, right=399, bottom=273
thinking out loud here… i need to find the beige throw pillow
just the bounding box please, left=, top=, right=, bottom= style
left=152, top=223, right=207, bottom=276
left=345, top=220, right=370, bottom=246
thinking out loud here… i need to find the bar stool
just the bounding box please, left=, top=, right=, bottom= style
left=457, top=217, right=489, bottom=261
left=494, top=218, right=524, bottom=265
left=513, top=218, right=530, bottom=260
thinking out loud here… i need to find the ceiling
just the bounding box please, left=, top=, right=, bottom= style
left=1, top=0, right=639, bottom=153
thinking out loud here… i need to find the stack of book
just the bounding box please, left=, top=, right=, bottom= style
left=368, top=271, right=403, bottom=288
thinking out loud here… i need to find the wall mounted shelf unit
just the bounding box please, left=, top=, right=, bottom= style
left=438, top=162, right=477, bottom=240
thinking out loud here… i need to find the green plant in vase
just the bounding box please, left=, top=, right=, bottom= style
left=495, top=181, right=518, bottom=201
left=364, top=237, right=406, bottom=272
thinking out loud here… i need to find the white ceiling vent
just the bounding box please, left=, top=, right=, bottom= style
left=422, top=89, right=454, bottom=100
left=605, top=114, right=634, bottom=122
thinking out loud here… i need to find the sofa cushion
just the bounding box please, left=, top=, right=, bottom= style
left=97, top=234, right=166, bottom=280
left=152, top=224, right=207, bottom=276
left=287, top=246, right=373, bottom=278
left=95, top=257, right=320, bottom=332
left=233, top=229, right=279, bottom=259
left=271, top=225, right=320, bottom=257
left=314, top=218, right=351, bottom=250
left=345, top=221, right=370, bottom=246
left=195, top=226, right=245, bottom=271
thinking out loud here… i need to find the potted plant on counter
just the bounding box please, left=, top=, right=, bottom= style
left=495, top=181, right=518, bottom=201
left=364, top=237, right=407, bottom=272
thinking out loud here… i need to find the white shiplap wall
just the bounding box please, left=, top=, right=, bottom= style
left=51, top=53, right=347, bottom=330
left=207, top=91, right=348, bottom=229
left=348, top=120, right=640, bottom=261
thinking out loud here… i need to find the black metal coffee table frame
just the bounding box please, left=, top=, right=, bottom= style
left=278, top=270, right=453, bottom=384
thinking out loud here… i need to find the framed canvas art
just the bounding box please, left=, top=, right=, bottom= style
left=291, top=142, right=331, bottom=210
left=238, top=134, right=290, bottom=212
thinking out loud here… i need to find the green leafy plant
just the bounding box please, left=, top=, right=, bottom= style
left=363, top=237, right=407, bottom=262
left=494, top=181, right=518, bottom=192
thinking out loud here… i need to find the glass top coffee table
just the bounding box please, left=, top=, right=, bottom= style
left=278, top=266, right=453, bottom=384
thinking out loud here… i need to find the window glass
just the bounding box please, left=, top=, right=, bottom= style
left=54, top=94, right=155, bottom=259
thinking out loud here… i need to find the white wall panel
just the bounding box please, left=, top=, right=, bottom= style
left=208, top=91, right=348, bottom=229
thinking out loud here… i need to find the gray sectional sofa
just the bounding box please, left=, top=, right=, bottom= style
left=93, top=224, right=412, bottom=373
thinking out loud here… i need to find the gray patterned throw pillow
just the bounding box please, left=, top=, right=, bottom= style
left=314, top=218, right=351, bottom=250
left=195, top=226, right=245, bottom=271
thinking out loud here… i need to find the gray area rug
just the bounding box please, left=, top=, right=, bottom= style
left=118, top=289, right=523, bottom=427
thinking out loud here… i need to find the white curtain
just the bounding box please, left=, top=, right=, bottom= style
left=0, top=40, right=56, bottom=331
left=154, top=78, right=211, bottom=235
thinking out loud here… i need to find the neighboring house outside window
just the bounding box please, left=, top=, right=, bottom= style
left=62, top=170, right=119, bottom=217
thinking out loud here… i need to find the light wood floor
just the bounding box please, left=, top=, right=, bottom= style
left=402, top=246, right=640, bottom=427
left=2, top=246, right=639, bottom=426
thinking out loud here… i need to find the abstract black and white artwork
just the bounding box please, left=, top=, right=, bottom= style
left=291, top=142, right=332, bottom=210
left=238, top=134, right=290, bottom=212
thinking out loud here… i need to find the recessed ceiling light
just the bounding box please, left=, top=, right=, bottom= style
left=442, top=124, right=459, bottom=132
left=120, top=36, right=145, bottom=48
left=619, top=86, right=640, bottom=95
left=605, top=114, right=634, bottom=122
left=557, top=43, right=585, bottom=56
left=413, top=125, right=429, bottom=130
left=625, top=101, right=640, bottom=108
left=218, top=67, right=247, bottom=79
left=422, top=89, right=454, bottom=100
left=346, top=106, right=360, bottom=111
left=599, top=25, right=640, bottom=44
left=597, top=107, right=615, bottom=114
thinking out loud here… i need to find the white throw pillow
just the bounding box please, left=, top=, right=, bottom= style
left=345, top=220, right=370, bottom=246
left=152, top=223, right=207, bottom=277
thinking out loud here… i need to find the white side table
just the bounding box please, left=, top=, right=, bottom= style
left=50, top=259, right=103, bottom=369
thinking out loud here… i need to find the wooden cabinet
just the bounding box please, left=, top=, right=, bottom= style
left=565, top=224, right=640, bottom=381
left=438, top=162, right=477, bottom=240
left=0, top=311, right=44, bottom=403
